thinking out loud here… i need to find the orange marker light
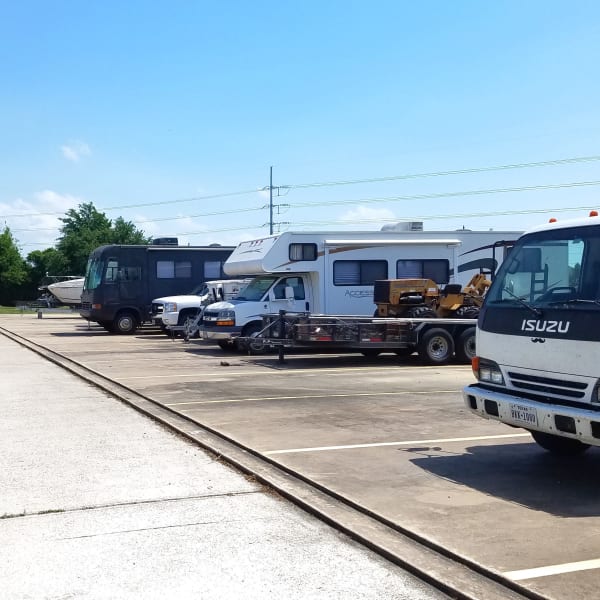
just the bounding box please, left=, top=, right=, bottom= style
left=590, top=210, right=598, bottom=217
left=549, top=217, right=557, bottom=223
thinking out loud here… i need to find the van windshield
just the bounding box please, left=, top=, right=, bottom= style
left=83, top=256, right=103, bottom=291
left=486, top=225, right=600, bottom=309
left=236, top=276, right=278, bottom=301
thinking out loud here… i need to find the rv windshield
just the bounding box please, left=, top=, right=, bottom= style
left=83, top=256, right=104, bottom=291
left=236, top=275, right=278, bottom=301
left=486, top=224, right=600, bottom=309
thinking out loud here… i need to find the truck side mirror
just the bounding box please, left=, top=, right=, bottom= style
left=285, top=286, right=295, bottom=301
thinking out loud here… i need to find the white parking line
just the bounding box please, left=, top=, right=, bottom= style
left=504, top=558, right=600, bottom=580
left=264, top=433, right=531, bottom=455
left=166, top=390, right=458, bottom=407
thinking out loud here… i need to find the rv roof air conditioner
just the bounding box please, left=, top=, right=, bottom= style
left=380, top=221, right=424, bottom=232
left=152, top=237, right=179, bottom=246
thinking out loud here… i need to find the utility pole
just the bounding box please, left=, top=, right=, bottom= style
left=269, top=166, right=273, bottom=235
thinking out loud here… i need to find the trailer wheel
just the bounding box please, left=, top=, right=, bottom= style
left=113, top=311, right=138, bottom=335
left=418, top=328, right=454, bottom=365
left=530, top=431, right=590, bottom=456
left=454, top=327, right=476, bottom=364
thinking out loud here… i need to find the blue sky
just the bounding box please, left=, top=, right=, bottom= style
left=1, top=1, right=599, bottom=253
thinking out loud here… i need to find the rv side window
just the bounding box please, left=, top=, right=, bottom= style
left=105, top=259, right=119, bottom=282
left=333, top=260, right=387, bottom=285
left=289, top=243, right=317, bottom=261
left=117, top=267, right=141, bottom=281
left=396, top=259, right=449, bottom=283
left=156, top=260, right=192, bottom=279
left=204, top=261, right=225, bottom=278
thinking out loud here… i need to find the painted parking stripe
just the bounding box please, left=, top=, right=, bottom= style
left=264, top=433, right=531, bottom=455
left=166, top=390, right=458, bottom=407
left=504, top=558, right=600, bottom=580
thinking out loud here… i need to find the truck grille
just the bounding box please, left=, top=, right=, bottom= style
left=507, top=371, right=587, bottom=399
left=151, top=302, right=164, bottom=316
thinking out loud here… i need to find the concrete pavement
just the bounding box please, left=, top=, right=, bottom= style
left=0, top=331, right=447, bottom=600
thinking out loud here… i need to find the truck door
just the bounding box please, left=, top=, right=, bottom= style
left=268, top=276, right=310, bottom=313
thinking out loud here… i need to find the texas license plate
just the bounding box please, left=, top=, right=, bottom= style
left=509, top=403, right=538, bottom=427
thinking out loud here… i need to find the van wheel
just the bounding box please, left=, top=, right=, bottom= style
left=454, top=327, right=476, bottom=364
left=242, top=322, right=266, bottom=354
left=418, top=328, right=454, bottom=365
left=114, top=311, right=137, bottom=335
left=530, top=431, right=590, bottom=455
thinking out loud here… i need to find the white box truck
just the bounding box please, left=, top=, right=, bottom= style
left=463, top=211, right=600, bottom=455
left=202, top=227, right=520, bottom=350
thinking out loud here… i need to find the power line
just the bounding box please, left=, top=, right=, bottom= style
left=3, top=154, right=599, bottom=219
left=9, top=179, right=600, bottom=233
left=280, top=155, right=600, bottom=190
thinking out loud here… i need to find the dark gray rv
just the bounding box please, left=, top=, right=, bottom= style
left=80, top=240, right=234, bottom=333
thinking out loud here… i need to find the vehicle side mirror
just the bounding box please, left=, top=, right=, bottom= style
left=285, top=286, right=295, bottom=301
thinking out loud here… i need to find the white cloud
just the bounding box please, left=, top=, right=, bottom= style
left=61, top=140, right=91, bottom=162
left=336, top=205, right=398, bottom=229
left=1, top=190, right=82, bottom=251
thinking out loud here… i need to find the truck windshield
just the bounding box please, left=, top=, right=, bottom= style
left=83, top=256, right=104, bottom=291
left=486, top=224, right=600, bottom=309
left=236, top=275, right=278, bottom=301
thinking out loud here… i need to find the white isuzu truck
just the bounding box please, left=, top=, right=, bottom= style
left=201, top=225, right=520, bottom=351
left=463, top=211, right=600, bottom=455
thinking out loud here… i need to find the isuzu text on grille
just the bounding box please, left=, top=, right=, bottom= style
left=521, top=319, right=570, bottom=333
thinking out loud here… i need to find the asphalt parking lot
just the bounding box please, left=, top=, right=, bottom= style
left=3, top=312, right=600, bottom=600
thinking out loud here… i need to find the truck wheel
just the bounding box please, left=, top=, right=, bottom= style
left=418, top=328, right=454, bottom=365
left=113, top=311, right=137, bottom=335
left=454, top=327, right=476, bottom=364
left=241, top=322, right=266, bottom=354
left=179, top=311, right=199, bottom=339
left=530, top=431, right=590, bottom=456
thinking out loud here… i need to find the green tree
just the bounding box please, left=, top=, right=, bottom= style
left=26, top=247, right=69, bottom=283
left=110, top=216, right=151, bottom=245
left=0, top=226, right=28, bottom=305
left=57, top=203, right=150, bottom=274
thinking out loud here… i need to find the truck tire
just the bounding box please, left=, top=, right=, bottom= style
left=241, top=322, right=266, bottom=354
left=454, top=326, right=476, bottom=364
left=418, top=328, right=454, bottom=365
left=113, top=311, right=138, bottom=335
left=530, top=431, right=590, bottom=456
left=178, top=311, right=199, bottom=339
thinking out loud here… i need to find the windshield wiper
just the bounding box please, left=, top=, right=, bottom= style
left=502, top=287, right=543, bottom=316
left=548, top=298, right=600, bottom=307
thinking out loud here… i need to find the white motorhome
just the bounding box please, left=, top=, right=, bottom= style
left=463, top=211, right=600, bottom=456
left=201, top=226, right=520, bottom=350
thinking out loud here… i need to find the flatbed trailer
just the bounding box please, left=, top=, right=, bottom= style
left=239, top=310, right=477, bottom=365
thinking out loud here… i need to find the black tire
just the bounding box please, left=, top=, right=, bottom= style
left=113, top=311, right=138, bottom=335
left=360, top=349, right=381, bottom=358
left=241, top=322, right=266, bottom=354
left=417, top=327, right=454, bottom=365
left=530, top=431, right=590, bottom=456
left=454, top=326, right=476, bottom=364
left=179, top=311, right=199, bottom=339
left=405, top=306, right=437, bottom=319
left=454, top=306, right=480, bottom=319
left=218, top=340, right=237, bottom=352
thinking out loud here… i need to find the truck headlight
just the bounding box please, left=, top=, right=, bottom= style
left=472, top=357, right=505, bottom=385
left=164, top=302, right=177, bottom=312
left=216, top=309, right=235, bottom=326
